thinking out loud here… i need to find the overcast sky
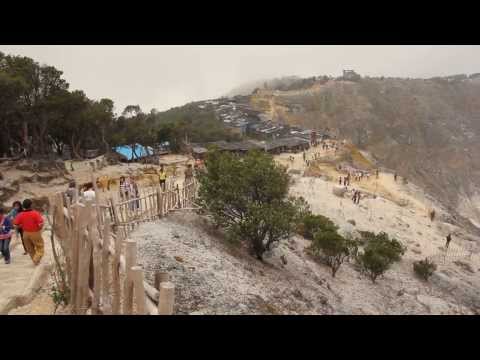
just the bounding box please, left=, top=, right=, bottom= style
left=1, top=45, right=479, bottom=114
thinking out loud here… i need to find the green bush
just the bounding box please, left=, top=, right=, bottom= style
left=413, top=258, right=437, bottom=281
left=299, top=213, right=338, bottom=240
left=310, top=230, right=358, bottom=277
left=357, top=232, right=406, bottom=283
left=357, top=230, right=377, bottom=245
left=197, top=149, right=300, bottom=260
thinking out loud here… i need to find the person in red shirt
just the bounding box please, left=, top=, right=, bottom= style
left=14, top=199, right=45, bottom=265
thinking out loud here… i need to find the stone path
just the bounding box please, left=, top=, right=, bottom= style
left=0, top=230, right=53, bottom=314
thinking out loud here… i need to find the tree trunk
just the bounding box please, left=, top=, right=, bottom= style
left=70, top=135, right=83, bottom=159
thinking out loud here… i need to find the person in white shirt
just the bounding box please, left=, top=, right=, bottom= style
left=83, top=183, right=96, bottom=202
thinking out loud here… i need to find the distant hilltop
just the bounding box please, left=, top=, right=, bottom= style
left=226, top=72, right=480, bottom=97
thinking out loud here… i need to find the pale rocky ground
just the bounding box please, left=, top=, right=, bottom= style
left=132, top=144, right=480, bottom=315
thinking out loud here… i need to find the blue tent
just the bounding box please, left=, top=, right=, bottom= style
left=114, top=144, right=154, bottom=161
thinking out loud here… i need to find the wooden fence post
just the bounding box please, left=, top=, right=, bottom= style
left=158, top=282, right=175, bottom=315
left=131, top=266, right=147, bottom=315
left=102, top=217, right=111, bottom=313
left=111, top=227, right=122, bottom=314
left=154, top=272, right=170, bottom=290
left=123, top=240, right=137, bottom=315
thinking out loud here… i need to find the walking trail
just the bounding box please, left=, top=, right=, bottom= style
left=0, top=229, right=53, bottom=314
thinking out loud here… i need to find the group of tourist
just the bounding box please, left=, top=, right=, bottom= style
left=0, top=199, right=45, bottom=266
left=65, top=181, right=97, bottom=205
left=351, top=189, right=362, bottom=204
left=339, top=174, right=351, bottom=186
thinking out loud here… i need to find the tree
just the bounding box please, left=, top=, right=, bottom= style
left=357, top=232, right=406, bottom=283
left=310, top=231, right=357, bottom=277
left=299, top=213, right=338, bottom=240
left=197, top=149, right=299, bottom=260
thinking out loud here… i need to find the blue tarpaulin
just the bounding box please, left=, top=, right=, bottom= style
left=114, top=144, right=154, bottom=161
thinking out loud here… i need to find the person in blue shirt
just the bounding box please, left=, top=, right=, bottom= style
left=0, top=207, right=14, bottom=264
left=7, top=201, right=27, bottom=255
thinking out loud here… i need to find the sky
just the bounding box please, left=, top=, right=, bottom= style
left=1, top=45, right=479, bottom=114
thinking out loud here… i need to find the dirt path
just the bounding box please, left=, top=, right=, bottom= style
left=0, top=230, right=53, bottom=314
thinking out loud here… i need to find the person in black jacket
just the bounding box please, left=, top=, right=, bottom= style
left=445, top=233, right=452, bottom=249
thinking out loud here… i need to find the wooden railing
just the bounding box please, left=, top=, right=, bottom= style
left=49, top=176, right=198, bottom=315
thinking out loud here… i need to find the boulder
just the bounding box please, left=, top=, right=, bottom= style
left=332, top=185, right=347, bottom=197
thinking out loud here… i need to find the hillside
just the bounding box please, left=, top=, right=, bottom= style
left=246, top=76, right=480, bottom=231
left=132, top=146, right=480, bottom=315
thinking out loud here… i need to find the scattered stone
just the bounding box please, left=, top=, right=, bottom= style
left=292, top=289, right=304, bottom=300
left=174, top=256, right=184, bottom=263
left=397, top=290, right=404, bottom=296
left=417, top=231, right=422, bottom=236
left=411, top=248, right=422, bottom=255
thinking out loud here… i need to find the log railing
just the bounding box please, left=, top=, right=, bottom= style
left=49, top=176, right=198, bottom=315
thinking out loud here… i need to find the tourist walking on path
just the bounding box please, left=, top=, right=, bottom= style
left=65, top=181, right=77, bottom=205
left=0, top=208, right=14, bottom=264
left=129, top=176, right=140, bottom=211
left=82, top=182, right=96, bottom=202
left=445, top=233, right=452, bottom=249
left=158, top=165, right=167, bottom=191
left=394, top=172, right=398, bottom=182
left=119, top=176, right=129, bottom=201
left=376, top=169, right=379, bottom=179
left=429, top=209, right=436, bottom=222
left=355, top=191, right=361, bottom=204
left=7, top=201, right=26, bottom=255
left=13, top=199, right=45, bottom=266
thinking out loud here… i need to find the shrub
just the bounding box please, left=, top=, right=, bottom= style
left=413, top=258, right=437, bottom=281
left=299, top=213, right=338, bottom=240
left=357, top=230, right=377, bottom=245
left=357, top=232, right=406, bottom=283
left=197, top=149, right=300, bottom=260
left=310, top=230, right=358, bottom=277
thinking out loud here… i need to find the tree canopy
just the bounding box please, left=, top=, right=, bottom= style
left=0, top=52, right=235, bottom=159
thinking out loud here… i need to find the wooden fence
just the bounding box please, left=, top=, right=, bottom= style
left=49, top=176, right=198, bottom=315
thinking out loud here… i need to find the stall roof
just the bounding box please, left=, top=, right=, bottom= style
left=114, top=144, right=154, bottom=161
